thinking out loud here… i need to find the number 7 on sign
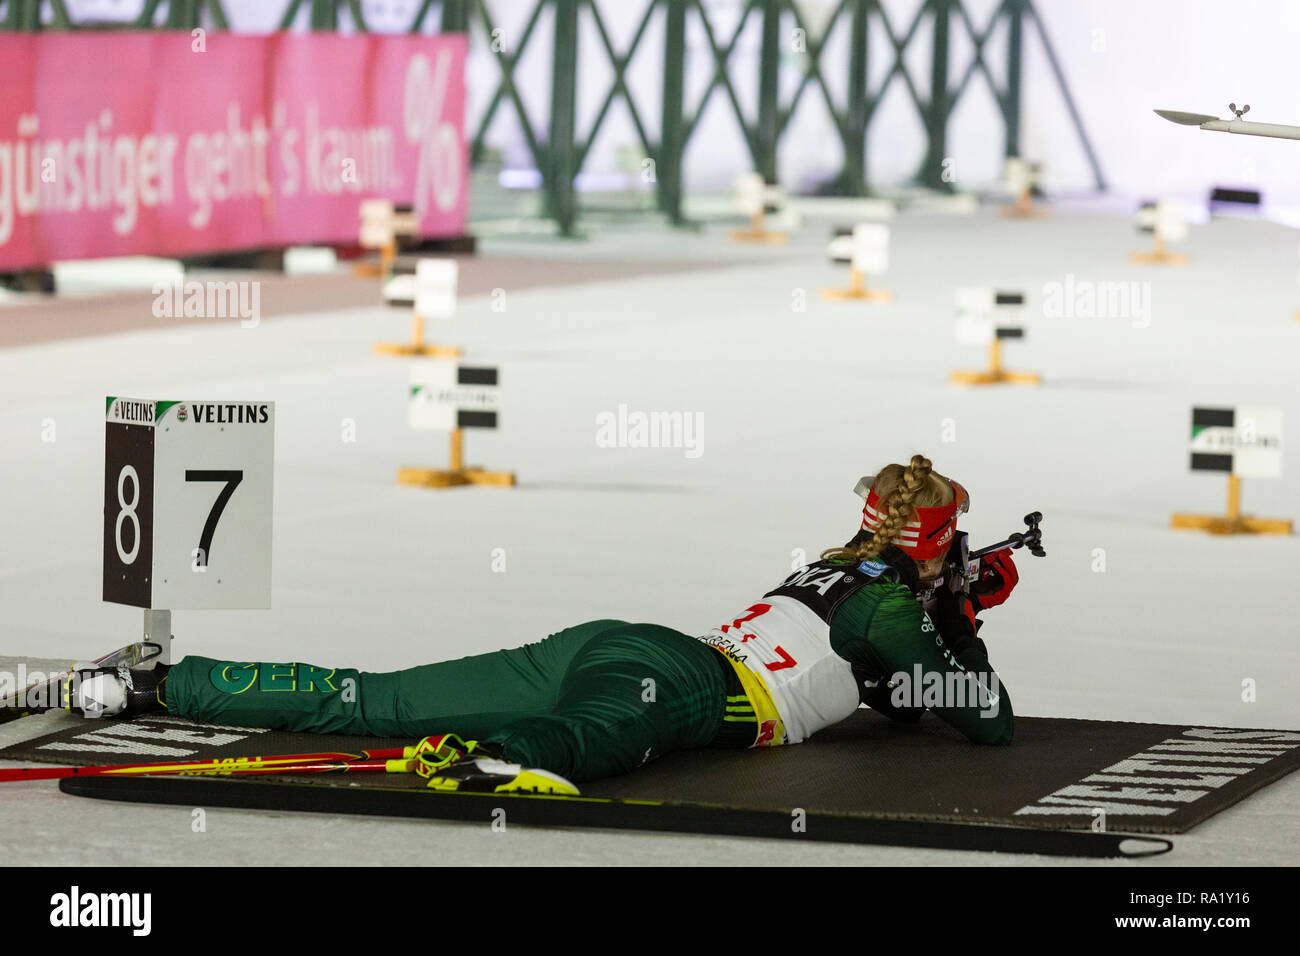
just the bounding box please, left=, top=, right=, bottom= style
left=184, top=470, right=243, bottom=568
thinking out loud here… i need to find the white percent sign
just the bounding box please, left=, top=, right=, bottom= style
left=403, top=51, right=462, bottom=221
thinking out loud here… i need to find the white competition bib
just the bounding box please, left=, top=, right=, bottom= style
left=698, top=563, right=880, bottom=744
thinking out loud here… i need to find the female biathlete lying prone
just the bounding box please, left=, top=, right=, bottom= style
left=70, top=454, right=1019, bottom=796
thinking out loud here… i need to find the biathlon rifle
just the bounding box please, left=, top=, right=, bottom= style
left=952, top=511, right=1045, bottom=594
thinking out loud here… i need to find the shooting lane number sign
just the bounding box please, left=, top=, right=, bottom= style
left=103, top=398, right=274, bottom=609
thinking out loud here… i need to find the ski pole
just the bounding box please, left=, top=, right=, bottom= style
left=0, top=747, right=421, bottom=783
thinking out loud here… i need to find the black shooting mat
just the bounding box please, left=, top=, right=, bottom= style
left=7, top=710, right=1299, bottom=835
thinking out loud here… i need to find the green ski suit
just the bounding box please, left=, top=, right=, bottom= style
left=165, top=555, right=1014, bottom=781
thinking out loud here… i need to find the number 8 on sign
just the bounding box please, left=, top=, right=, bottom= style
left=115, top=465, right=142, bottom=565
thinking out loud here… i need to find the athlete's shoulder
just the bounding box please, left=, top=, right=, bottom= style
left=837, top=573, right=919, bottom=619
left=870, top=582, right=926, bottom=621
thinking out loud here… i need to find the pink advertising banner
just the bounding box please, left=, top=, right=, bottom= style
left=0, top=32, right=468, bottom=271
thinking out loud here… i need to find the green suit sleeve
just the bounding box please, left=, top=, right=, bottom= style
left=831, top=585, right=1014, bottom=745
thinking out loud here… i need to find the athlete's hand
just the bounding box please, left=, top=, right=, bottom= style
left=969, top=548, right=1018, bottom=611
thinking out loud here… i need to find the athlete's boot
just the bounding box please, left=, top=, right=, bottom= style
left=63, top=663, right=169, bottom=719
left=414, top=733, right=580, bottom=795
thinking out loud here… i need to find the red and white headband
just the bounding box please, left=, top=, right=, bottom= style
left=854, top=472, right=970, bottom=560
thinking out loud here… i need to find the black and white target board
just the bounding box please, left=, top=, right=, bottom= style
left=1003, top=157, right=1041, bottom=194
left=1188, top=406, right=1283, bottom=477
left=103, top=398, right=274, bottom=609
left=409, top=361, right=499, bottom=430
left=382, top=258, right=458, bottom=317
left=827, top=223, right=890, bottom=274
left=955, top=287, right=1026, bottom=343
left=1135, top=200, right=1189, bottom=242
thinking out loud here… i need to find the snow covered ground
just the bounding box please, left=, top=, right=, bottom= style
left=2, top=201, right=1298, bottom=865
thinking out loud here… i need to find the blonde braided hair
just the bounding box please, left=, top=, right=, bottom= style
left=821, top=454, right=954, bottom=564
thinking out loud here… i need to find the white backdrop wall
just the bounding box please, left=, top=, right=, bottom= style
left=58, top=0, right=1300, bottom=204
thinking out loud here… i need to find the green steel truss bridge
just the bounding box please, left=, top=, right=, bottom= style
left=2, top=0, right=1103, bottom=235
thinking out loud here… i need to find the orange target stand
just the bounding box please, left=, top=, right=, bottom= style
left=1131, top=200, right=1189, bottom=265
left=821, top=224, right=893, bottom=303
left=729, top=173, right=787, bottom=244
left=374, top=311, right=462, bottom=359
left=355, top=200, right=417, bottom=278
left=1171, top=406, right=1290, bottom=535
left=821, top=266, right=892, bottom=302
left=950, top=337, right=1041, bottom=386
left=999, top=158, right=1047, bottom=219
left=950, top=289, right=1040, bottom=385
left=375, top=260, right=462, bottom=359
left=399, top=363, right=514, bottom=490
left=1131, top=232, right=1188, bottom=265
left=1170, top=474, right=1291, bottom=535
left=398, top=429, right=515, bottom=489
